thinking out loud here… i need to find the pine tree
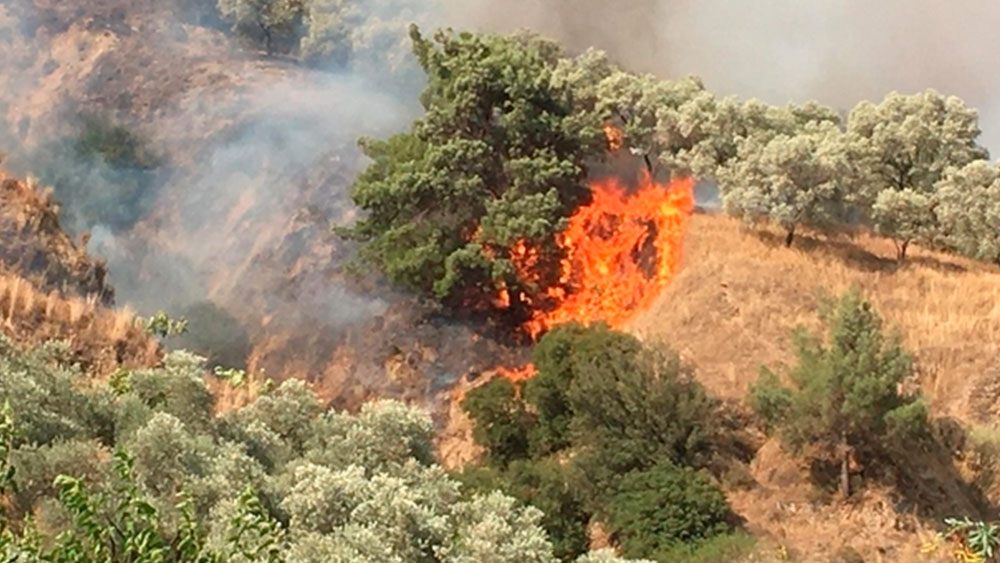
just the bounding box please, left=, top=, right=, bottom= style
left=750, top=289, right=927, bottom=497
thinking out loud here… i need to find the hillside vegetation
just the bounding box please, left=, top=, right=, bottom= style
left=5, top=1, right=1000, bottom=561
left=634, top=213, right=1000, bottom=423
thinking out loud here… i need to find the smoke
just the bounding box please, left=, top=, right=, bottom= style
left=3, top=0, right=999, bottom=379
left=0, top=0, right=442, bottom=372
left=446, top=0, right=1000, bottom=154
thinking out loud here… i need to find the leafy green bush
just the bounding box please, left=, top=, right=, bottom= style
left=608, top=462, right=733, bottom=560
left=461, top=378, right=532, bottom=467
left=565, top=334, right=717, bottom=498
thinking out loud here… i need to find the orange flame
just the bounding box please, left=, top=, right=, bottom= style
left=496, top=171, right=694, bottom=382
left=495, top=363, right=538, bottom=382
left=526, top=171, right=694, bottom=338
left=603, top=124, right=624, bottom=152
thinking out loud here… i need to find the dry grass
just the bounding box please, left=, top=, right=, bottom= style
left=0, top=268, right=159, bottom=375
left=628, top=214, right=1000, bottom=562
left=632, top=213, right=1000, bottom=421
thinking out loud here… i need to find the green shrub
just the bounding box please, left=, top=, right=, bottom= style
left=654, top=531, right=757, bottom=563
left=10, top=439, right=106, bottom=519
left=608, top=462, right=733, bottom=560
left=748, top=369, right=792, bottom=431
left=566, top=336, right=716, bottom=498
left=461, top=378, right=532, bottom=467
left=749, top=289, right=928, bottom=497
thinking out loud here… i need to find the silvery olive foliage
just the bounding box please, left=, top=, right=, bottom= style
left=0, top=341, right=641, bottom=562
left=846, top=89, right=988, bottom=259
left=719, top=120, right=849, bottom=245
left=936, top=159, right=1000, bottom=264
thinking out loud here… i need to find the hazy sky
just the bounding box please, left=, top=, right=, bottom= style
left=448, top=0, right=1000, bottom=153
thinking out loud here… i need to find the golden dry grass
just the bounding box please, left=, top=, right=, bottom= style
left=632, top=213, right=1000, bottom=421
left=629, top=213, right=1000, bottom=562
left=0, top=268, right=159, bottom=374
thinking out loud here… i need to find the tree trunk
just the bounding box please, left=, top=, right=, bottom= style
left=840, top=432, right=852, bottom=498
left=264, top=29, right=273, bottom=56
left=895, top=239, right=909, bottom=262
left=784, top=226, right=795, bottom=247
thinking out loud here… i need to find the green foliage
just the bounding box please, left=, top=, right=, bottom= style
left=936, top=159, right=1000, bottom=265
left=341, top=26, right=604, bottom=317
left=0, top=337, right=115, bottom=447
left=524, top=323, right=592, bottom=456
left=0, top=401, right=17, bottom=524
left=0, top=346, right=587, bottom=562
left=216, top=0, right=306, bottom=55
left=458, top=459, right=590, bottom=561
left=651, top=531, right=756, bottom=563
left=461, top=378, right=532, bottom=467
left=751, top=289, right=928, bottom=495
left=224, top=485, right=286, bottom=562
left=10, top=439, right=105, bottom=520
left=144, top=310, right=189, bottom=339
left=608, top=463, right=732, bottom=559
left=748, top=369, right=792, bottom=431
left=846, top=90, right=988, bottom=259
left=460, top=324, right=730, bottom=562
left=719, top=120, right=849, bottom=245
left=75, top=114, right=160, bottom=171
left=942, top=517, right=1000, bottom=560
left=51, top=451, right=169, bottom=562
left=564, top=331, right=716, bottom=497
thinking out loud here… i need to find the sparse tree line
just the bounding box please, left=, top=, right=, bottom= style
left=553, top=49, right=998, bottom=263
left=182, top=0, right=421, bottom=72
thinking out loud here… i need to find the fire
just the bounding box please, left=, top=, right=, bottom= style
left=523, top=171, right=694, bottom=339
left=603, top=124, right=624, bottom=152
left=495, top=364, right=538, bottom=382
left=495, top=170, right=694, bottom=382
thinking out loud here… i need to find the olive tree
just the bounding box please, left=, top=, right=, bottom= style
left=217, top=0, right=306, bottom=55
left=936, top=160, right=1000, bottom=264
left=720, top=121, right=849, bottom=246
left=846, top=90, right=988, bottom=260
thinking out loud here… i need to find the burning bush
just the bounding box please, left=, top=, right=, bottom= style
left=340, top=27, right=695, bottom=339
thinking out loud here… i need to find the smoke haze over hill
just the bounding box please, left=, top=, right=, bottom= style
left=1, top=0, right=999, bottom=389
left=450, top=0, right=1000, bottom=153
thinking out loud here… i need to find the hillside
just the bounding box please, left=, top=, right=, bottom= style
left=634, top=213, right=1000, bottom=422
left=629, top=213, right=1000, bottom=560
left=0, top=169, right=157, bottom=374
left=0, top=167, right=114, bottom=303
